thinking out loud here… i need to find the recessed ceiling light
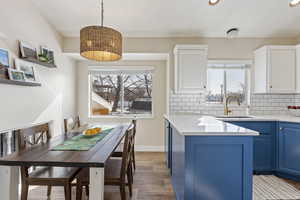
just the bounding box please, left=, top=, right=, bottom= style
left=209, top=0, right=221, bottom=6
left=290, top=0, right=300, bottom=7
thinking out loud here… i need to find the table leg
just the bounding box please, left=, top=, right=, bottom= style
left=0, top=166, right=19, bottom=200
left=90, top=167, right=104, bottom=200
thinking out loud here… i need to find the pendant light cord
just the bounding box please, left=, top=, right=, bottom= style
left=101, top=0, right=104, bottom=26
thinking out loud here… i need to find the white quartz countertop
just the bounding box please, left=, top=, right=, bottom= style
left=164, top=114, right=259, bottom=136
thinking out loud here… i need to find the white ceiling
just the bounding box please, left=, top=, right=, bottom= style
left=31, top=0, right=300, bottom=38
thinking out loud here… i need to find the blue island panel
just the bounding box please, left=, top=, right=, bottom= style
left=185, top=136, right=253, bottom=200
left=171, top=126, right=185, bottom=199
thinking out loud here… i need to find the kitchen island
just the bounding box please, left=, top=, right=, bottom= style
left=164, top=115, right=259, bottom=200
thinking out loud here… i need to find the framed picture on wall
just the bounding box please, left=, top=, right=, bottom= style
left=0, top=48, right=9, bottom=68
left=40, top=46, right=55, bottom=64
left=19, top=41, right=37, bottom=59
left=14, top=59, right=37, bottom=82
left=8, top=69, right=26, bottom=82
left=0, top=48, right=9, bottom=79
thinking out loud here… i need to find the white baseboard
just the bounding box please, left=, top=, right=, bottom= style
left=135, top=145, right=164, bottom=152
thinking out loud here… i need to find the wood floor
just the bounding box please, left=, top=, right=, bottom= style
left=28, top=152, right=175, bottom=200
left=27, top=152, right=300, bottom=200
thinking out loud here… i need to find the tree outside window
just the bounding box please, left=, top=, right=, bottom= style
left=90, top=70, right=153, bottom=117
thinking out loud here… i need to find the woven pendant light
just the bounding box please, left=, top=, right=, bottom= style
left=80, top=0, right=122, bottom=61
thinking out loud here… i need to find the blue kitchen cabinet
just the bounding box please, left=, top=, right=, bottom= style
left=227, top=121, right=276, bottom=173
left=278, top=122, right=300, bottom=178
left=168, top=122, right=253, bottom=200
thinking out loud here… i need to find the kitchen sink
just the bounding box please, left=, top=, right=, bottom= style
left=215, top=116, right=253, bottom=119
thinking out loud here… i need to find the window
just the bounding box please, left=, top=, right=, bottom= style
left=89, top=67, right=153, bottom=117
left=206, top=63, right=249, bottom=104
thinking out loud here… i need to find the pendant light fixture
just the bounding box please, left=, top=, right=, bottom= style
left=290, top=0, right=300, bottom=7
left=80, top=0, right=122, bottom=62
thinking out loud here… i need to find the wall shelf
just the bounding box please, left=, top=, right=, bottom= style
left=21, top=57, right=57, bottom=68
left=0, top=79, right=41, bottom=87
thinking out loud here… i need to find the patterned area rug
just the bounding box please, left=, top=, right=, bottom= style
left=253, top=175, right=300, bottom=200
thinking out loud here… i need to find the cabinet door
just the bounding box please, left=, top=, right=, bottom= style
left=268, top=48, right=296, bottom=93
left=278, top=124, right=300, bottom=175
left=175, top=46, right=207, bottom=93
left=227, top=121, right=275, bottom=172
left=253, top=136, right=274, bottom=171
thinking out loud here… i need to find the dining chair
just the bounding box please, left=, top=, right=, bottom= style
left=76, top=124, right=135, bottom=200
left=17, top=123, right=81, bottom=200
left=64, top=116, right=81, bottom=134
left=112, top=120, right=137, bottom=171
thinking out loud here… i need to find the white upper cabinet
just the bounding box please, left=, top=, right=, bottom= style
left=174, top=45, right=208, bottom=94
left=254, top=46, right=296, bottom=93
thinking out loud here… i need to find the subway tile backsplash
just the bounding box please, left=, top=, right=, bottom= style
left=170, top=92, right=298, bottom=116
left=250, top=94, right=296, bottom=115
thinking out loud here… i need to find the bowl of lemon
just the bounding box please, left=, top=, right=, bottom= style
left=82, top=127, right=102, bottom=137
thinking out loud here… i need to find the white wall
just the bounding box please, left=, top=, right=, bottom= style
left=0, top=0, right=77, bottom=134
left=77, top=60, right=166, bottom=151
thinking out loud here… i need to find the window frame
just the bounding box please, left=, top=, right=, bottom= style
left=88, top=66, right=155, bottom=119
left=206, top=60, right=252, bottom=105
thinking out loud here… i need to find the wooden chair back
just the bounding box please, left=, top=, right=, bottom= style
left=64, top=116, right=80, bottom=134
left=17, top=123, right=50, bottom=178
left=17, top=123, right=50, bottom=150
left=120, top=124, right=135, bottom=181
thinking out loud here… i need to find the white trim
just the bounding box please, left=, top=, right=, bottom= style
left=89, top=65, right=155, bottom=72
left=174, top=44, right=208, bottom=54
left=135, top=145, right=164, bottom=152
left=208, top=59, right=253, bottom=66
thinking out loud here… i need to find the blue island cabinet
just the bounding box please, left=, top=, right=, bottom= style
left=169, top=123, right=253, bottom=200
left=226, top=121, right=277, bottom=173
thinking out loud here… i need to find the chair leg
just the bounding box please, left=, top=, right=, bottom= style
left=47, top=186, right=52, bottom=198
left=132, top=146, right=136, bottom=171
left=85, top=185, right=89, bottom=197
left=120, top=184, right=126, bottom=200
left=127, top=165, right=133, bottom=197
left=64, top=183, right=72, bottom=200
left=21, top=184, right=29, bottom=200
left=76, top=183, right=82, bottom=200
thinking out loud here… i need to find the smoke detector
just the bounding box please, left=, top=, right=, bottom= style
left=226, top=28, right=239, bottom=38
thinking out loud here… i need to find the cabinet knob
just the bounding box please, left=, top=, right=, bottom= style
left=279, top=127, right=284, bottom=131
left=204, top=85, right=206, bottom=89
left=270, top=85, right=273, bottom=89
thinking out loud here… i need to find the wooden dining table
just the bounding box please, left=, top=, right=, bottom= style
left=0, top=122, right=130, bottom=200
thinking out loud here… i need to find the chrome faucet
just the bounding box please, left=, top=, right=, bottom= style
left=224, top=95, right=241, bottom=115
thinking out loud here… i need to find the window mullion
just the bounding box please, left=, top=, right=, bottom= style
left=120, top=74, right=125, bottom=114
left=224, top=70, right=227, bottom=97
